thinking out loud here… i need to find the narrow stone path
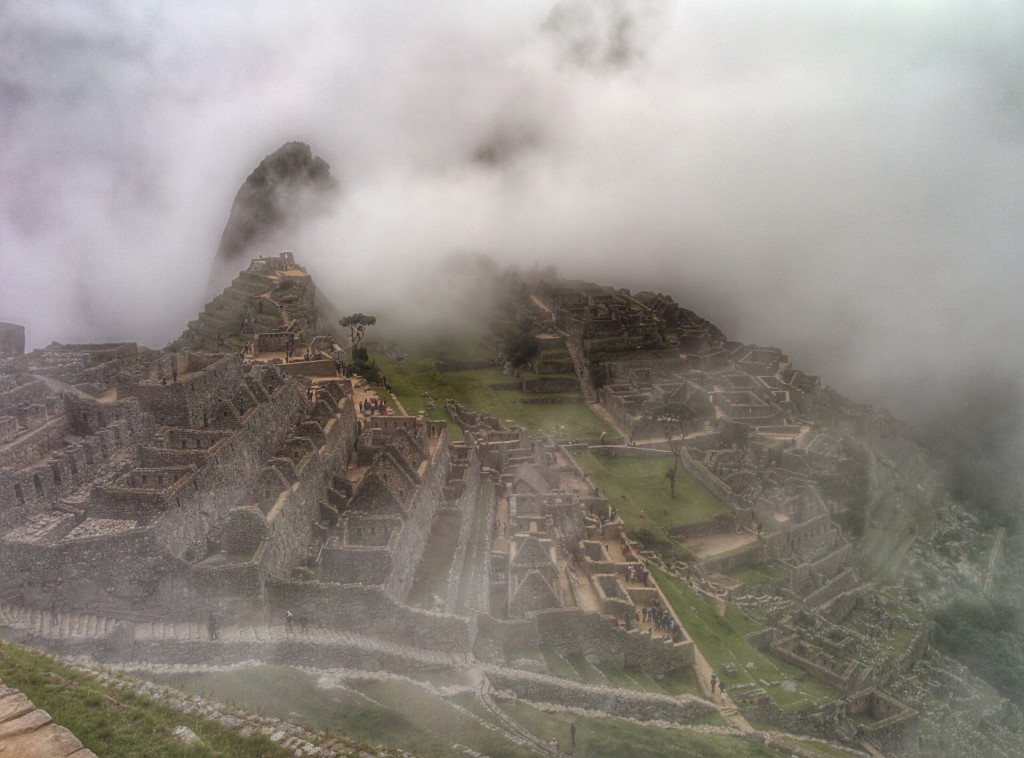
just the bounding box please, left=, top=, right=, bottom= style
left=562, top=334, right=598, bottom=404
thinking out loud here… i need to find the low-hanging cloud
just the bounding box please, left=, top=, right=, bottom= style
left=2, top=0, right=1023, bottom=431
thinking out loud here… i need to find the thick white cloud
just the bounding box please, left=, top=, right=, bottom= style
left=2, top=0, right=1022, bottom=422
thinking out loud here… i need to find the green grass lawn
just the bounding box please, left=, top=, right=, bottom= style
left=0, top=642, right=292, bottom=758
left=373, top=353, right=612, bottom=439
left=651, top=568, right=840, bottom=710
left=571, top=448, right=731, bottom=532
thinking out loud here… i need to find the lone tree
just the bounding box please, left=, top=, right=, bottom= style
left=340, top=313, right=376, bottom=355
left=643, top=402, right=696, bottom=499
left=505, top=329, right=541, bottom=370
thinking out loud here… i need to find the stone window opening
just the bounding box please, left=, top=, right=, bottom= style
left=33, top=473, right=43, bottom=497
left=51, top=463, right=62, bottom=485
left=14, top=483, right=25, bottom=505
left=69, top=457, right=78, bottom=476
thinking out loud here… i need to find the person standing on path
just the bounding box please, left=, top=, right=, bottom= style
left=710, top=672, right=718, bottom=693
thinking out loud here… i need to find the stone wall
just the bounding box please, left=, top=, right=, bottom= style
left=702, top=542, right=765, bottom=575
left=677, top=447, right=751, bottom=520
left=534, top=608, right=694, bottom=676
left=0, top=678, right=96, bottom=757
left=1, top=408, right=142, bottom=533
left=521, top=378, right=578, bottom=393
left=590, top=445, right=672, bottom=461
left=266, top=580, right=475, bottom=653
left=803, top=567, right=858, bottom=608
left=666, top=513, right=738, bottom=540
left=768, top=636, right=858, bottom=692
left=120, top=354, right=244, bottom=428
left=486, top=667, right=715, bottom=723
left=2, top=366, right=350, bottom=615
left=3, top=524, right=167, bottom=611
left=444, top=446, right=483, bottom=613
left=784, top=543, right=852, bottom=597
left=476, top=613, right=542, bottom=652
left=386, top=428, right=452, bottom=602
left=280, top=359, right=336, bottom=377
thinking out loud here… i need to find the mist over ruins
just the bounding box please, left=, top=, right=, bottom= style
left=1, top=223, right=1023, bottom=757
left=3, top=3, right=1024, bottom=758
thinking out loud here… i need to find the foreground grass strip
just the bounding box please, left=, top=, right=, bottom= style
left=496, top=699, right=787, bottom=757
left=0, top=641, right=290, bottom=758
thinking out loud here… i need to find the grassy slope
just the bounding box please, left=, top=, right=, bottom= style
left=0, top=641, right=292, bottom=758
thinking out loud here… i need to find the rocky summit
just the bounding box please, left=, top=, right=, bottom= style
left=216, top=142, right=338, bottom=266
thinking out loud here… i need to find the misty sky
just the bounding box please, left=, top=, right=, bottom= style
left=2, top=0, right=1023, bottom=422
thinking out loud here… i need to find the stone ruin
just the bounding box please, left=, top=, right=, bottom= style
left=4, top=257, right=1010, bottom=755
left=0, top=253, right=718, bottom=744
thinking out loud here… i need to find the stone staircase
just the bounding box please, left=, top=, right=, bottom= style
left=562, top=333, right=598, bottom=404
left=0, top=603, right=471, bottom=670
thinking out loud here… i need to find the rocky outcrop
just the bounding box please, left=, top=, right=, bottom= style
left=217, top=142, right=338, bottom=265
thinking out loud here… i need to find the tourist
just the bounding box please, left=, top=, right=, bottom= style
left=299, top=615, right=309, bottom=633
left=285, top=610, right=294, bottom=632
left=719, top=687, right=727, bottom=705
left=710, top=672, right=718, bottom=692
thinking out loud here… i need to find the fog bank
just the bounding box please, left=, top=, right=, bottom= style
left=2, top=0, right=1023, bottom=427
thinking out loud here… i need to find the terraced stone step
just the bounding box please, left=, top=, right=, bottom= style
left=0, top=603, right=471, bottom=668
